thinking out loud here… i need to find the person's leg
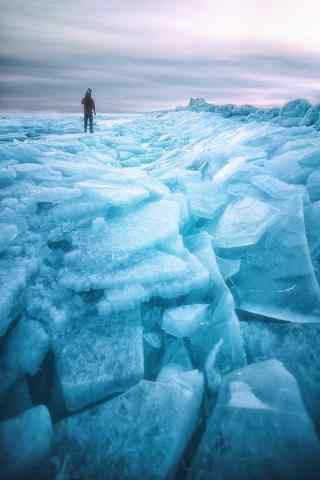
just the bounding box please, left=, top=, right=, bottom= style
left=89, top=114, right=93, bottom=133
left=84, top=114, right=89, bottom=132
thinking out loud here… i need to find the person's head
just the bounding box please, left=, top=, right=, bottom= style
left=86, top=88, right=92, bottom=97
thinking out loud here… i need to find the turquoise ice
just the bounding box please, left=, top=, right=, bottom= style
left=1, top=102, right=320, bottom=478
left=190, top=359, right=320, bottom=480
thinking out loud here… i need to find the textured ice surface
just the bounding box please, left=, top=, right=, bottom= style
left=53, top=372, right=203, bottom=480
left=60, top=249, right=189, bottom=292
left=51, top=312, right=143, bottom=412
left=66, top=199, right=181, bottom=270
left=96, top=251, right=210, bottom=313
left=191, top=359, right=320, bottom=480
left=1, top=106, right=320, bottom=478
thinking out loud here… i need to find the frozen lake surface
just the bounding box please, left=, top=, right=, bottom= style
left=1, top=100, right=320, bottom=479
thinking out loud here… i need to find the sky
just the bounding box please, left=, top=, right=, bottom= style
left=1, top=0, right=320, bottom=112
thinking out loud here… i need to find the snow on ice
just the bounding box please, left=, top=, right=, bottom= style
left=1, top=101, right=320, bottom=479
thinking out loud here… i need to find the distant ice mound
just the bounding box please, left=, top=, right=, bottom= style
left=1, top=107, right=320, bottom=479
left=186, top=96, right=320, bottom=129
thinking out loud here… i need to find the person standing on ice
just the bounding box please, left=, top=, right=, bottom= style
left=81, top=88, right=96, bottom=133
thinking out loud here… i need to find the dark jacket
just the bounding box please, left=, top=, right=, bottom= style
left=81, top=95, right=96, bottom=115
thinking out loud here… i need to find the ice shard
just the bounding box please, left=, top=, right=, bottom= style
left=191, top=359, right=320, bottom=480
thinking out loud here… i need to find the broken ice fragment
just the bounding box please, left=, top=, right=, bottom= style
left=190, top=359, right=320, bottom=480
left=76, top=180, right=149, bottom=207
left=95, top=251, right=210, bottom=313
left=190, top=291, right=246, bottom=393
left=211, top=196, right=279, bottom=249
left=236, top=194, right=320, bottom=322
left=240, top=318, right=320, bottom=433
left=185, top=232, right=226, bottom=303
left=61, top=249, right=189, bottom=292
left=53, top=373, right=204, bottom=480
left=69, top=199, right=181, bottom=269
left=162, top=304, right=210, bottom=338
left=51, top=313, right=143, bottom=412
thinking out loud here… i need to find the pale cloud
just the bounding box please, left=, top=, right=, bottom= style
left=1, top=0, right=320, bottom=111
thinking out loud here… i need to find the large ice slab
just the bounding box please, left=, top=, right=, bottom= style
left=51, top=312, right=143, bottom=412
left=53, top=371, right=204, bottom=480
left=240, top=318, right=320, bottom=432
left=235, top=194, right=320, bottom=322
left=60, top=249, right=189, bottom=292
left=190, top=359, right=320, bottom=480
left=96, top=251, right=210, bottom=314
left=68, top=198, right=181, bottom=269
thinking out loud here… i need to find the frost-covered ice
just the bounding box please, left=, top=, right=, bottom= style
left=53, top=371, right=203, bottom=480
left=1, top=103, right=320, bottom=478
left=51, top=311, right=143, bottom=412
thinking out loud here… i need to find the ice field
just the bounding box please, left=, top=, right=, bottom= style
left=1, top=98, right=320, bottom=479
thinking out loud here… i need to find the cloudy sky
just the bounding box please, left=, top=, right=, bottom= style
left=1, top=0, right=320, bottom=112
